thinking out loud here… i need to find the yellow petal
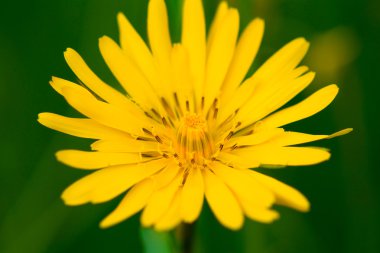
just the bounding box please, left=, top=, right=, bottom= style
left=50, top=76, right=146, bottom=120
left=100, top=178, right=156, bottom=228
left=204, top=8, right=239, bottom=111
left=248, top=170, right=310, bottom=212
left=141, top=172, right=181, bottom=227
left=180, top=167, right=204, bottom=223
left=207, top=1, right=228, bottom=54
left=182, top=0, right=206, bottom=101
left=56, top=150, right=147, bottom=169
left=91, top=139, right=161, bottom=153
left=219, top=65, right=310, bottom=126
left=252, top=38, right=310, bottom=91
left=170, top=44, right=195, bottom=112
left=212, top=162, right=275, bottom=208
left=154, top=190, right=182, bottom=231
left=236, top=71, right=315, bottom=127
left=98, top=36, right=161, bottom=111
left=148, top=0, right=172, bottom=70
left=258, top=84, right=339, bottom=129
left=234, top=146, right=331, bottom=166
left=217, top=152, right=260, bottom=169
left=243, top=205, right=279, bottom=223
left=117, top=13, right=161, bottom=91
left=203, top=169, right=243, bottom=230
left=267, top=128, right=353, bottom=146
left=153, top=162, right=180, bottom=190
left=60, top=85, right=145, bottom=135
left=228, top=128, right=284, bottom=147
left=221, top=18, right=264, bottom=101
left=63, top=48, right=130, bottom=108
left=37, top=113, right=129, bottom=140
left=61, top=159, right=167, bottom=205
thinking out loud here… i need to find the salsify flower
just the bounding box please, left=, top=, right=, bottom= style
left=38, top=0, right=351, bottom=231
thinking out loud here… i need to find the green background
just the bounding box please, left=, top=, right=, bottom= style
left=0, top=0, right=379, bottom=252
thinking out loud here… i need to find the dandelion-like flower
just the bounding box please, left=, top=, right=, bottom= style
left=38, top=0, right=351, bottom=230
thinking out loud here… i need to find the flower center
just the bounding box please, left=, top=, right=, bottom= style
left=176, top=113, right=214, bottom=164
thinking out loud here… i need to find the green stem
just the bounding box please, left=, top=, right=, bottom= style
left=140, top=228, right=177, bottom=253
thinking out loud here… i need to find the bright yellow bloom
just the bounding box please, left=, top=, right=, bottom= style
left=38, top=0, right=351, bottom=231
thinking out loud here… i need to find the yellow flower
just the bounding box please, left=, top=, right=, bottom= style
left=38, top=0, right=351, bottom=231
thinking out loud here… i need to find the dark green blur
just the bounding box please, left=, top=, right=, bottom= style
left=0, top=0, right=379, bottom=252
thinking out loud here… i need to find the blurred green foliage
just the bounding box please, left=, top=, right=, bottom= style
left=0, top=0, right=379, bottom=252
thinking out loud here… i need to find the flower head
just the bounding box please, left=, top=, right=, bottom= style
left=38, top=0, right=351, bottom=231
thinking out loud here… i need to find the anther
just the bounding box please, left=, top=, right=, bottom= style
left=155, top=135, right=163, bottom=144
left=235, top=121, right=242, bottom=128
left=162, top=117, right=170, bottom=128
left=225, top=131, right=234, bottom=141
left=201, top=97, right=205, bottom=110
left=142, top=128, right=153, bottom=136
left=162, top=153, right=169, bottom=158
left=219, top=143, right=224, bottom=151
left=173, top=93, right=183, bottom=116
left=186, top=100, right=190, bottom=111
left=161, top=97, right=175, bottom=119
left=213, top=108, right=219, bottom=119
left=151, top=108, right=161, bottom=118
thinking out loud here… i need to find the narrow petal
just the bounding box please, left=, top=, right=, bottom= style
left=204, top=8, right=239, bottom=111
left=267, top=128, right=353, bottom=146
left=154, top=190, right=182, bottom=231
left=100, top=178, right=156, bottom=228
left=60, top=85, right=145, bottom=135
left=180, top=167, right=204, bottom=223
left=182, top=0, right=206, bottom=101
left=170, top=44, right=195, bottom=112
left=50, top=76, right=146, bottom=119
left=221, top=18, right=264, bottom=100
left=228, top=128, right=284, bottom=147
left=153, top=162, right=180, bottom=190
left=203, top=169, right=244, bottom=230
left=217, top=152, right=260, bottom=169
left=234, top=146, right=331, bottom=166
left=56, top=150, right=148, bottom=169
left=212, top=162, right=275, bottom=208
left=236, top=71, right=316, bottom=127
left=207, top=1, right=229, bottom=53
left=91, top=139, right=161, bottom=153
left=252, top=38, right=310, bottom=92
left=117, top=13, right=161, bottom=90
left=141, top=172, right=182, bottom=227
left=63, top=48, right=130, bottom=108
left=148, top=0, right=172, bottom=70
left=257, top=84, right=339, bottom=129
left=61, top=159, right=167, bottom=205
left=37, top=113, right=129, bottom=140
left=247, top=170, right=310, bottom=212
left=99, top=36, right=162, bottom=111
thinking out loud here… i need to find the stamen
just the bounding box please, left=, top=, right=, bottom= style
left=161, top=97, right=176, bottom=119
left=142, top=128, right=153, bottom=136
left=186, top=100, right=190, bottom=112
left=151, top=108, right=161, bottom=119
left=155, top=135, right=163, bottom=144
left=137, top=136, right=154, bottom=141
left=162, top=117, right=170, bottom=128
left=225, top=131, right=234, bottom=141
left=173, top=93, right=183, bottom=116
left=213, top=108, right=219, bottom=120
